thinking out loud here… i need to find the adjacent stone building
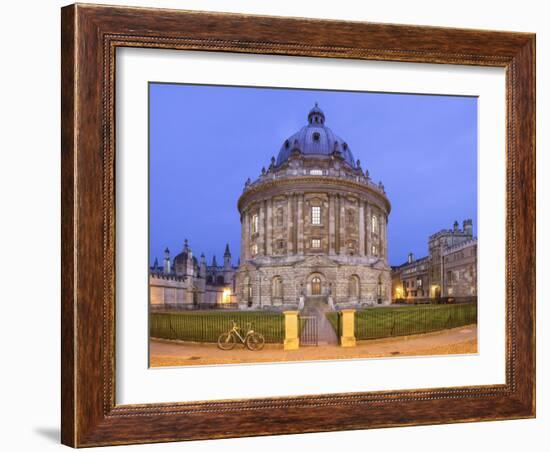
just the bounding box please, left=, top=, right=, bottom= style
left=149, top=240, right=238, bottom=309
left=392, top=220, right=477, bottom=303
left=235, top=104, right=392, bottom=309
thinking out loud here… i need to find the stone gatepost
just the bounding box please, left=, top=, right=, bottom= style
left=283, top=311, right=300, bottom=350
left=339, top=309, right=356, bottom=347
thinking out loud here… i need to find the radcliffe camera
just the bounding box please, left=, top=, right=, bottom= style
left=148, top=85, right=478, bottom=367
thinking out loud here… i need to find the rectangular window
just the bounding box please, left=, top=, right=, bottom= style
left=251, top=214, right=259, bottom=234
left=311, top=239, right=321, bottom=249
left=309, top=169, right=323, bottom=176
left=311, top=206, right=321, bottom=225
left=372, top=215, right=379, bottom=234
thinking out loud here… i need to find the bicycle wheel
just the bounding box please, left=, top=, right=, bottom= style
left=217, top=332, right=236, bottom=350
left=246, top=332, right=265, bottom=351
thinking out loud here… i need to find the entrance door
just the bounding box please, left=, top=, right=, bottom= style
left=311, top=276, right=322, bottom=295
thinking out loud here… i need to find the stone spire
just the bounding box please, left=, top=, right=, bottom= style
left=163, top=247, right=171, bottom=274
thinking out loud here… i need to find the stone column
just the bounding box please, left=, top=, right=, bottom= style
left=243, top=211, right=250, bottom=260
left=266, top=199, right=273, bottom=255
left=283, top=311, right=300, bottom=350
left=335, top=195, right=340, bottom=254
left=382, top=214, right=388, bottom=260
left=339, top=196, right=346, bottom=253
left=366, top=203, right=372, bottom=256
left=297, top=194, right=304, bottom=254
left=329, top=194, right=336, bottom=255
left=287, top=195, right=294, bottom=255
left=339, top=309, right=356, bottom=347
left=358, top=201, right=365, bottom=256
left=258, top=201, right=265, bottom=255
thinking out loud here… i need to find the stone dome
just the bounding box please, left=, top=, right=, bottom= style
left=276, top=103, right=356, bottom=168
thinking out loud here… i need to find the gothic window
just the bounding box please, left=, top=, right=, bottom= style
left=349, top=275, right=360, bottom=299
left=372, top=214, right=379, bottom=234
left=272, top=276, right=283, bottom=299
left=311, top=206, right=321, bottom=225
left=251, top=213, right=259, bottom=235
left=311, top=238, right=321, bottom=249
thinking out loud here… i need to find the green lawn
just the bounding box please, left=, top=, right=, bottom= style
left=150, top=311, right=285, bottom=343
left=327, top=303, right=477, bottom=340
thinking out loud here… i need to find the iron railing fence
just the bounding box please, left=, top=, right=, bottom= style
left=150, top=303, right=240, bottom=312
left=150, top=311, right=284, bottom=343
left=353, top=303, right=477, bottom=340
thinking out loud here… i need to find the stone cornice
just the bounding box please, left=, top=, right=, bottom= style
left=238, top=176, right=391, bottom=213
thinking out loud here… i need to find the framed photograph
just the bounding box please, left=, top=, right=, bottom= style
left=61, top=4, right=535, bottom=447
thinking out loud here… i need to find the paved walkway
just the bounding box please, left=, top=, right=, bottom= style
left=150, top=324, right=477, bottom=367
left=302, top=298, right=338, bottom=345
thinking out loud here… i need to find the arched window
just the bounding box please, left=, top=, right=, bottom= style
left=206, top=275, right=213, bottom=284
left=311, top=276, right=322, bottom=295
left=243, top=276, right=252, bottom=305
left=349, top=275, right=360, bottom=299
left=272, top=276, right=283, bottom=300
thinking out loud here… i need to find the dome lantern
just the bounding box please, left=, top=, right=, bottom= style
left=307, top=102, right=325, bottom=125
left=275, top=104, right=356, bottom=168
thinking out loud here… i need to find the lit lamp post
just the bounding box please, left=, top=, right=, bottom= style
left=395, top=287, right=403, bottom=301
left=222, top=288, right=231, bottom=304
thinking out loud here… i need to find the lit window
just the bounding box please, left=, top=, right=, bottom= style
left=311, top=206, right=321, bottom=225
left=310, top=169, right=323, bottom=176
left=251, top=214, right=259, bottom=234
left=251, top=243, right=258, bottom=256
left=372, top=215, right=379, bottom=234
left=371, top=244, right=378, bottom=256
left=311, top=239, right=321, bottom=249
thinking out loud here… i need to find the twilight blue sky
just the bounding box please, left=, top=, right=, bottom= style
left=149, top=83, right=477, bottom=267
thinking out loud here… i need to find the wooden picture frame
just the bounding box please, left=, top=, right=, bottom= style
left=61, top=3, right=535, bottom=447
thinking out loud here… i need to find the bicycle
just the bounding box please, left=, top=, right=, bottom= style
left=217, top=321, right=265, bottom=351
